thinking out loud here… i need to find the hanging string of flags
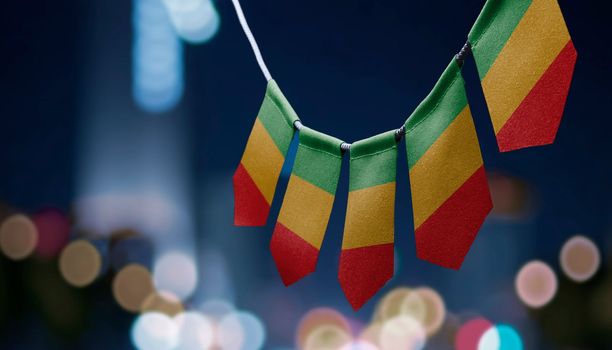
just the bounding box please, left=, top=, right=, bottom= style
left=231, top=0, right=577, bottom=310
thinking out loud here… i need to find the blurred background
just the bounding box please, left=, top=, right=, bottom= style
left=0, top=0, right=610, bottom=349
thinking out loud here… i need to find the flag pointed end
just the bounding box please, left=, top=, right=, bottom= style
left=414, top=166, right=492, bottom=270
left=270, top=222, right=319, bottom=286
left=338, top=244, right=394, bottom=311
left=495, top=40, right=577, bottom=153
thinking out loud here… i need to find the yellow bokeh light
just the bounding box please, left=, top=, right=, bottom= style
left=411, top=287, right=446, bottom=337
left=373, top=287, right=414, bottom=322
left=141, top=290, right=184, bottom=316
left=297, top=308, right=350, bottom=349
left=59, top=240, right=102, bottom=287
left=303, top=324, right=352, bottom=350
left=113, top=264, right=155, bottom=312
left=398, top=290, right=426, bottom=325
left=0, top=214, right=38, bottom=260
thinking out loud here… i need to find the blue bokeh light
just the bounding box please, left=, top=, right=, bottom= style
left=133, top=0, right=184, bottom=113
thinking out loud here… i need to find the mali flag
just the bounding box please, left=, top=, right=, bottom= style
left=233, top=80, right=299, bottom=226
left=469, top=0, right=577, bottom=152
left=405, top=60, right=492, bottom=270
left=270, top=127, right=344, bottom=285
left=339, top=131, right=397, bottom=310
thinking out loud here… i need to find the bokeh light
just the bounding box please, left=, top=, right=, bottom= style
left=199, top=299, right=235, bottom=320
left=379, top=315, right=426, bottom=350
left=297, top=308, right=351, bottom=349
left=479, top=324, right=523, bottom=350
left=153, top=251, right=198, bottom=301
left=358, top=323, right=383, bottom=346
left=373, top=287, right=415, bottom=322
left=162, top=0, right=220, bottom=44
left=132, top=312, right=179, bottom=350
left=398, top=290, right=427, bottom=325
left=141, top=290, right=184, bottom=316
left=515, top=260, right=558, bottom=308
left=217, top=311, right=266, bottom=350
left=478, top=325, right=500, bottom=350
left=59, top=239, right=102, bottom=287
left=113, top=264, right=155, bottom=312
left=216, top=311, right=245, bottom=350
left=488, top=173, right=532, bottom=219
left=174, top=311, right=214, bottom=350
left=560, top=235, right=600, bottom=283
left=341, top=340, right=380, bottom=350
left=0, top=214, right=38, bottom=260
left=496, top=325, right=523, bottom=350
left=455, top=318, right=494, bottom=350
left=32, top=208, right=70, bottom=259
left=411, top=287, right=446, bottom=337
left=303, top=324, right=352, bottom=350
left=133, top=0, right=184, bottom=113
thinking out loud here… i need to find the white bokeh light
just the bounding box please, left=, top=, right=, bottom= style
left=379, top=316, right=426, bottom=350
left=174, top=311, right=215, bottom=350
left=153, top=251, right=198, bottom=300
left=477, top=326, right=500, bottom=350
left=163, top=0, right=220, bottom=44
left=218, top=311, right=266, bottom=350
left=131, top=312, right=179, bottom=350
left=341, top=340, right=380, bottom=350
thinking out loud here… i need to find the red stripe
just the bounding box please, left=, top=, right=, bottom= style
left=497, top=40, right=577, bottom=152
left=415, top=166, right=492, bottom=269
left=270, top=222, right=320, bottom=286
left=233, top=163, right=270, bottom=226
left=339, top=243, right=394, bottom=310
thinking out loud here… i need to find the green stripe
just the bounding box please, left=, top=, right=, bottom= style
left=349, top=130, right=398, bottom=191
left=404, top=60, right=468, bottom=169
left=292, top=127, right=344, bottom=194
left=468, top=0, right=533, bottom=79
left=257, top=80, right=300, bottom=153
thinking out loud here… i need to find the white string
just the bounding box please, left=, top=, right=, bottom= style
left=231, top=0, right=273, bottom=81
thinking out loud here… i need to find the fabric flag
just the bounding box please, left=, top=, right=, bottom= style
left=233, top=80, right=299, bottom=226
left=270, top=127, right=344, bottom=285
left=468, top=0, right=577, bottom=152
left=339, top=131, right=397, bottom=310
left=405, top=60, right=492, bottom=269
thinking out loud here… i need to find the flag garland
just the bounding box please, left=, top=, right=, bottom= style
left=405, top=60, right=492, bottom=270
left=231, top=0, right=577, bottom=309
left=233, top=80, right=299, bottom=226
left=339, top=131, right=398, bottom=310
left=270, top=126, right=344, bottom=286
left=469, top=0, right=577, bottom=152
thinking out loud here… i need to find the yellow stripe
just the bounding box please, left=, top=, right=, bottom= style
left=277, top=175, right=335, bottom=249
left=241, top=118, right=285, bottom=204
left=342, top=182, right=395, bottom=249
left=482, top=0, right=570, bottom=133
left=410, top=107, right=483, bottom=228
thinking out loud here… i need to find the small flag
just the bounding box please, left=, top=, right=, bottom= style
left=270, top=127, right=344, bottom=285
left=469, top=0, right=577, bottom=152
left=339, top=131, right=397, bottom=310
left=405, top=60, right=492, bottom=269
left=233, top=80, right=299, bottom=226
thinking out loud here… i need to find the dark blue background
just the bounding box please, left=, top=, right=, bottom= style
left=0, top=1, right=610, bottom=349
